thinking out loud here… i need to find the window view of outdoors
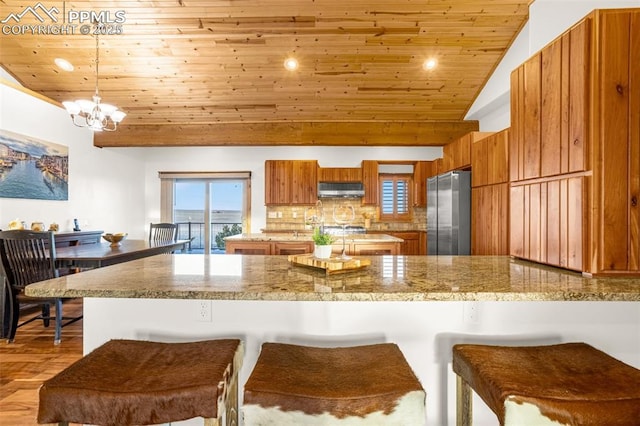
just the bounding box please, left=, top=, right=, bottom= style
left=174, top=180, right=244, bottom=253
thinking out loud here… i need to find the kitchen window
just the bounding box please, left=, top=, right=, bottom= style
left=379, top=174, right=412, bottom=221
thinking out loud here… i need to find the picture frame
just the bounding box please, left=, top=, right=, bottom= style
left=0, top=129, right=68, bottom=201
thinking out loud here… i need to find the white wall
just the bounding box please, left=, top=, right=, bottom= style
left=0, top=83, right=147, bottom=237
left=133, top=146, right=443, bottom=232
left=84, top=298, right=640, bottom=426
left=466, top=0, right=640, bottom=130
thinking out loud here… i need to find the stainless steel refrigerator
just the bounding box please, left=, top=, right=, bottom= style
left=427, top=171, right=471, bottom=255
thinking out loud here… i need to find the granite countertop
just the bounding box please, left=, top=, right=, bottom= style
left=225, top=233, right=404, bottom=243
left=26, top=255, right=640, bottom=302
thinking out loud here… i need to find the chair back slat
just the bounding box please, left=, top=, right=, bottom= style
left=0, top=230, right=58, bottom=290
left=149, top=223, right=178, bottom=242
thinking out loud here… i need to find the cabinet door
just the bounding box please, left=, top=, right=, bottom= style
left=540, top=37, right=562, bottom=177
left=510, top=67, right=524, bottom=182
left=413, top=161, right=435, bottom=207
left=489, top=130, right=509, bottom=185
left=273, top=242, right=314, bottom=255
left=510, top=185, right=525, bottom=258
left=291, top=161, right=318, bottom=204
left=471, top=187, right=487, bottom=254
left=598, top=11, right=631, bottom=273
left=567, top=18, right=590, bottom=173
left=361, top=160, right=379, bottom=205
left=630, top=11, right=640, bottom=272
left=523, top=54, right=541, bottom=179
left=265, top=160, right=291, bottom=205
left=318, top=168, right=361, bottom=182
left=353, top=243, right=399, bottom=255
left=442, top=134, right=472, bottom=172
left=225, top=241, right=271, bottom=254
left=471, top=139, right=488, bottom=188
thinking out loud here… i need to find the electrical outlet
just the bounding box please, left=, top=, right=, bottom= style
left=197, top=300, right=212, bottom=322
left=463, top=302, right=478, bottom=323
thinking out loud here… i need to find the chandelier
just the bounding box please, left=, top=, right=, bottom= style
left=62, top=28, right=125, bottom=132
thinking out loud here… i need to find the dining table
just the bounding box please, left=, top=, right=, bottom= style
left=55, top=239, right=191, bottom=269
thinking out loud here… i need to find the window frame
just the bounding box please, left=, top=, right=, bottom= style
left=378, top=173, right=413, bottom=222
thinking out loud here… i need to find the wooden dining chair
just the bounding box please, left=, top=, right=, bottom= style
left=149, top=222, right=178, bottom=242
left=0, top=230, right=82, bottom=344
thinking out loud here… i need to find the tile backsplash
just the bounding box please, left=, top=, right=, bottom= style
left=265, top=200, right=426, bottom=232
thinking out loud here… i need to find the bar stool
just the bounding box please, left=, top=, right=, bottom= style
left=243, top=342, right=426, bottom=425
left=38, top=339, right=243, bottom=426
left=452, top=342, right=640, bottom=425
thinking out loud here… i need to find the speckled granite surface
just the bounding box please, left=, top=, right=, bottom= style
left=225, top=233, right=404, bottom=242
left=25, top=255, right=640, bottom=301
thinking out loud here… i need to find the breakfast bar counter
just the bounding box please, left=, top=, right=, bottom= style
left=25, top=255, right=640, bottom=426
left=25, top=254, right=640, bottom=301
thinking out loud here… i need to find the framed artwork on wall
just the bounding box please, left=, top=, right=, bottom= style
left=0, top=129, right=68, bottom=201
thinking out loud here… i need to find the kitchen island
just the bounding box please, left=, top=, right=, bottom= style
left=26, top=255, right=640, bottom=426
left=224, top=232, right=403, bottom=255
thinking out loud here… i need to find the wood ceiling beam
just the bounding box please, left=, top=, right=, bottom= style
left=94, top=120, right=478, bottom=147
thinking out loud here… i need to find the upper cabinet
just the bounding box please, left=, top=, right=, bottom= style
left=510, top=18, right=590, bottom=181
left=361, top=160, right=379, bottom=205
left=264, top=160, right=291, bottom=205
left=413, top=161, right=437, bottom=207
left=265, top=160, right=318, bottom=205
left=472, top=130, right=509, bottom=188
left=441, top=133, right=472, bottom=172
left=317, top=167, right=362, bottom=182
left=509, top=9, right=640, bottom=275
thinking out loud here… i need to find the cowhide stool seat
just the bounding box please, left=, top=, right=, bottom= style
left=37, top=339, right=243, bottom=426
left=243, top=342, right=426, bottom=425
left=452, top=342, right=640, bottom=426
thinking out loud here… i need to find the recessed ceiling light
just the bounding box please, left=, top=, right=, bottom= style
left=423, top=59, right=437, bottom=71
left=284, top=57, right=299, bottom=71
left=54, top=58, right=74, bottom=72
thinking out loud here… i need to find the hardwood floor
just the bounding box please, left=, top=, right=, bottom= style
left=0, top=299, right=83, bottom=425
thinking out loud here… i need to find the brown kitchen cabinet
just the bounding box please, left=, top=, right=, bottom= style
left=361, top=160, right=379, bottom=205
left=508, top=8, right=640, bottom=275
left=330, top=240, right=401, bottom=256
left=413, top=161, right=437, bottom=207
left=272, top=241, right=315, bottom=255
left=510, top=19, right=589, bottom=182
left=226, top=240, right=313, bottom=255
left=318, top=167, right=362, bottom=182
left=265, top=160, right=318, bottom=205
left=471, top=184, right=509, bottom=256
left=225, top=241, right=272, bottom=255
left=440, top=133, right=474, bottom=173
left=470, top=130, right=510, bottom=255
left=291, top=161, right=318, bottom=204
left=509, top=178, right=583, bottom=271
left=352, top=243, right=399, bottom=255
left=264, top=160, right=291, bottom=205
left=367, top=231, right=425, bottom=255
left=472, top=130, right=509, bottom=188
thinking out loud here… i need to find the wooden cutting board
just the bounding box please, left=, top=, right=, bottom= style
left=288, top=254, right=371, bottom=274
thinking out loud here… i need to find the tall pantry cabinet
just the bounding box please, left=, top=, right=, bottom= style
left=509, top=8, right=640, bottom=275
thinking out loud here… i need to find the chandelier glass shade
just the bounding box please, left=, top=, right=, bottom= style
left=62, top=29, right=125, bottom=132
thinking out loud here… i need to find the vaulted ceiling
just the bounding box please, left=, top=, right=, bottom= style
left=0, top=0, right=530, bottom=147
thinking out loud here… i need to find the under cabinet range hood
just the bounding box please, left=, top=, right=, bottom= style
left=317, top=182, right=365, bottom=198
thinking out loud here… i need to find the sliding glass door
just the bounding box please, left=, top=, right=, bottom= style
left=161, top=172, right=250, bottom=254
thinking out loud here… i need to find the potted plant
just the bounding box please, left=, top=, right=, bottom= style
left=312, top=227, right=334, bottom=259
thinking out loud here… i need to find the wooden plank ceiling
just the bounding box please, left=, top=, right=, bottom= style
left=0, top=0, right=530, bottom=147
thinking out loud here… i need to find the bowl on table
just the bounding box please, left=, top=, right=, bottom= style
left=103, top=233, right=127, bottom=247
